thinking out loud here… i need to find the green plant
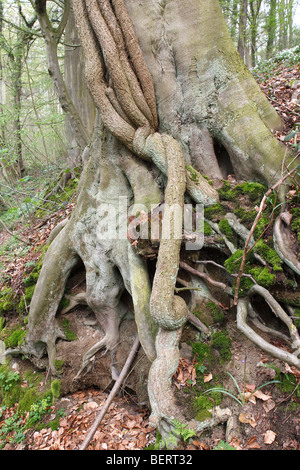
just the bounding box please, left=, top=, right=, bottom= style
left=0, top=368, right=20, bottom=392
left=26, top=396, right=52, bottom=428
left=171, top=419, right=196, bottom=443
left=214, top=440, right=236, bottom=450
left=0, top=413, right=25, bottom=449
left=204, top=357, right=280, bottom=406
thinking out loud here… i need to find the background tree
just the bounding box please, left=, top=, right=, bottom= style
left=221, top=0, right=299, bottom=64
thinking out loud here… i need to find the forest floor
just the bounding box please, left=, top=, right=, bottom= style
left=0, top=58, right=300, bottom=452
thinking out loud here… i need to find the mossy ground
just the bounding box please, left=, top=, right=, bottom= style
left=0, top=360, right=64, bottom=448
left=177, top=306, right=232, bottom=423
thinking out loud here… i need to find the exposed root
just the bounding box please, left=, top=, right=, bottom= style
left=273, top=215, right=300, bottom=276
left=237, top=298, right=300, bottom=369
left=73, top=333, right=119, bottom=382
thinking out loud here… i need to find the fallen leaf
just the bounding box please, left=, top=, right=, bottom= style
left=253, top=390, right=272, bottom=401
left=263, top=399, right=276, bottom=413
left=238, top=412, right=257, bottom=427
left=264, top=430, right=276, bottom=445
left=83, top=401, right=99, bottom=410
left=204, top=373, right=213, bottom=383
left=246, top=436, right=260, bottom=449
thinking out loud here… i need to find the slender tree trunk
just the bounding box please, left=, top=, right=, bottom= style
left=32, top=0, right=89, bottom=153
left=238, top=0, right=251, bottom=66
left=266, top=0, right=277, bottom=59
left=64, top=6, right=96, bottom=165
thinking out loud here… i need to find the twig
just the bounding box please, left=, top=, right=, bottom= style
left=0, top=217, right=30, bottom=245
left=79, top=335, right=140, bottom=450
left=233, top=165, right=299, bottom=305
left=179, top=261, right=231, bottom=293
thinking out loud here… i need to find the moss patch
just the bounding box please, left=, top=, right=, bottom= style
left=218, top=219, right=237, bottom=243
left=218, top=180, right=267, bottom=205
left=193, top=301, right=225, bottom=327
left=204, top=203, right=226, bottom=222
left=224, top=248, right=276, bottom=294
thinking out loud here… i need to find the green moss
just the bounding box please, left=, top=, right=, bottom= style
left=254, top=239, right=283, bottom=271
left=294, top=308, right=300, bottom=329
left=203, top=221, right=213, bottom=236
left=253, top=215, right=270, bottom=239
left=192, top=379, right=223, bottom=422
left=53, top=359, right=65, bottom=373
left=211, top=330, right=232, bottom=363
left=233, top=207, right=257, bottom=226
left=0, top=316, right=6, bottom=332
left=234, top=182, right=266, bottom=203
left=60, top=318, right=77, bottom=341
left=186, top=164, right=200, bottom=184
left=34, top=177, right=78, bottom=219
left=0, top=287, right=15, bottom=315
left=224, top=249, right=275, bottom=292
left=217, top=180, right=235, bottom=201
left=193, top=396, right=213, bottom=421
left=17, top=284, right=36, bottom=314
left=204, top=203, right=226, bottom=221
left=249, top=266, right=275, bottom=288
left=201, top=175, right=213, bottom=185
left=4, top=327, right=27, bottom=348
left=275, top=371, right=300, bottom=397
left=18, top=388, right=41, bottom=415
left=218, top=219, right=236, bottom=243
left=205, top=301, right=225, bottom=324
left=191, top=342, right=213, bottom=365
left=291, top=207, right=300, bottom=245
left=218, top=180, right=266, bottom=204
left=59, top=296, right=70, bottom=311
left=51, top=379, right=61, bottom=399
left=224, top=249, right=246, bottom=274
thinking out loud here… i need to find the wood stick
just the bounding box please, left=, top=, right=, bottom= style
left=79, top=335, right=140, bottom=450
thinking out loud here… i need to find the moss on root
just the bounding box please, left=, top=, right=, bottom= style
left=218, top=180, right=267, bottom=205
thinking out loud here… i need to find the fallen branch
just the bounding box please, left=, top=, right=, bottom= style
left=79, top=335, right=140, bottom=450
left=179, top=261, right=232, bottom=294
left=0, top=217, right=31, bottom=245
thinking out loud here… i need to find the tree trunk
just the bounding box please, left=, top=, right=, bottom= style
left=266, top=0, right=277, bottom=59
left=64, top=6, right=96, bottom=165
left=21, top=0, right=299, bottom=444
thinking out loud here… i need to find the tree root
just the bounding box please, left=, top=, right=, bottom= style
left=273, top=215, right=300, bottom=276
left=237, top=297, right=300, bottom=369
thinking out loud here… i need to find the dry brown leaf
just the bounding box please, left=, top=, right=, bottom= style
left=83, top=401, right=99, bottom=410
left=264, top=430, right=276, bottom=445
left=253, top=390, right=272, bottom=401
left=246, top=436, right=260, bottom=449
left=204, top=373, right=213, bottom=383
left=263, top=399, right=276, bottom=413
left=239, top=412, right=257, bottom=428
